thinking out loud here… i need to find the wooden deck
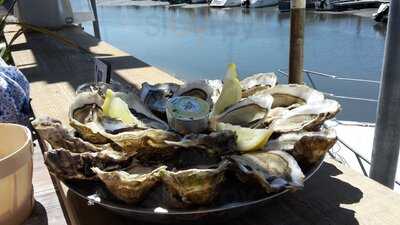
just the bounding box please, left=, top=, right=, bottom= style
left=326, top=120, right=400, bottom=192
left=4, top=24, right=400, bottom=225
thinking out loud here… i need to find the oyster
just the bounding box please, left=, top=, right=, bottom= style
left=205, top=79, right=223, bottom=104
left=271, top=99, right=341, bottom=133
left=241, top=72, right=277, bottom=97
left=69, top=91, right=110, bottom=143
left=92, top=166, right=166, bottom=204
left=32, top=117, right=107, bottom=153
left=173, top=80, right=216, bottom=106
left=139, top=82, right=180, bottom=115
left=262, top=107, right=290, bottom=126
left=265, top=129, right=336, bottom=164
left=100, top=128, right=181, bottom=156
left=229, top=150, right=304, bottom=192
left=215, top=94, right=273, bottom=127
left=69, top=92, right=180, bottom=154
left=115, top=92, right=169, bottom=130
left=164, top=130, right=237, bottom=154
left=254, top=84, right=324, bottom=108
left=45, top=148, right=131, bottom=180
left=160, top=161, right=229, bottom=205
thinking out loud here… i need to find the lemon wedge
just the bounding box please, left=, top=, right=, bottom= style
left=102, top=89, right=140, bottom=125
left=211, top=64, right=242, bottom=116
left=216, top=122, right=273, bottom=152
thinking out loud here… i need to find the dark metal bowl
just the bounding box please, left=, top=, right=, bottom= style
left=63, top=157, right=325, bottom=224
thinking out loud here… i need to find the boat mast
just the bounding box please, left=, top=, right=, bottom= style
left=90, top=0, right=101, bottom=39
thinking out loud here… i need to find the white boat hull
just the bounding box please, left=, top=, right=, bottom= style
left=210, top=0, right=242, bottom=7
left=245, top=0, right=278, bottom=7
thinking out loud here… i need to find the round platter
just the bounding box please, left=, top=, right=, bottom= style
left=63, top=155, right=325, bottom=224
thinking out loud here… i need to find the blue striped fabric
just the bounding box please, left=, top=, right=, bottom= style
left=0, top=58, right=30, bottom=124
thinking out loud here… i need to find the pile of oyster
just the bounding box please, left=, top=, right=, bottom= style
left=33, top=66, right=340, bottom=209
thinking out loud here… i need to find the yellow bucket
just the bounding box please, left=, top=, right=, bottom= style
left=0, top=123, right=34, bottom=225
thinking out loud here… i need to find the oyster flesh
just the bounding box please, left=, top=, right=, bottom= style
left=262, top=107, right=290, bottom=126
left=254, top=84, right=324, bottom=108
left=173, top=80, right=217, bottom=106
left=229, top=150, right=305, bottom=192
left=215, top=94, right=273, bottom=127
left=69, top=91, right=110, bottom=143
left=92, top=166, right=166, bottom=204
left=241, top=72, right=277, bottom=97
left=117, top=92, right=169, bottom=130
left=139, top=82, right=180, bottom=115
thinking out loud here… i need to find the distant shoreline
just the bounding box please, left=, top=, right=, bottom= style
left=96, top=0, right=378, bottom=18
left=96, top=0, right=169, bottom=7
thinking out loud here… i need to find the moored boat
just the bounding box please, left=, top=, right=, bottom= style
left=191, top=0, right=208, bottom=3
left=210, top=0, right=242, bottom=7
left=242, top=0, right=278, bottom=7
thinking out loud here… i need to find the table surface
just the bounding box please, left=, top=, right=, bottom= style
left=5, top=24, right=400, bottom=225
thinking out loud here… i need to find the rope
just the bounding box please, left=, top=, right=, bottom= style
left=0, top=0, right=18, bottom=31
left=276, top=70, right=379, bottom=102
left=303, top=69, right=380, bottom=84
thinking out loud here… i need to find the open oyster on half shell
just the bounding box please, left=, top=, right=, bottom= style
left=254, top=84, right=325, bottom=108
left=240, top=72, right=277, bottom=97
left=68, top=91, right=181, bottom=155
left=229, top=150, right=305, bottom=192
left=34, top=64, right=341, bottom=210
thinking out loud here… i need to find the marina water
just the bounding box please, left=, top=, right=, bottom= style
left=84, top=5, right=386, bottom=122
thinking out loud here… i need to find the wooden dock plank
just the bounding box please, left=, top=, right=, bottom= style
left=4, top=24, right=400, bottom=225
left=22, top=142, right=68, bottom=225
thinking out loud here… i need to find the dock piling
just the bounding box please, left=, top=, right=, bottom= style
left=370, top=0, right=400, bottom=188
left=288, top=0, right=305, bottom=84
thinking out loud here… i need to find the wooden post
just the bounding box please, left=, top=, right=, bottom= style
left=90, top=0, right=101, bottom=40
left=288, top=0, right=305, bottom=84
left=369, top=0, right=400, bottom=188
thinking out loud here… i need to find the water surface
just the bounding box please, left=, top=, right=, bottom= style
left=84, top=6, right=386, bottom=122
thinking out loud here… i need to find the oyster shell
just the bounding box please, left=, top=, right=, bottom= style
left=205, top=79, right=223, bottom=104
left=139, top=82, right=180, bottom=115
left=173, top=80, right=216, bottom=106
left=254, top=84, right=324, bottom=108
left=100, top=128, right=181, bottom=156
left=271, top=99, right=341, bottom=133
left=229, top=150, right=304, bottom=192
left=92, top=166, right=166, bottom=204
left=69, top=91, right=110, bottom=144
left=117, top=92, right=169, bottom=130
left=215, top=94, right=273, bottom=127
left=45, top=148, right=131, bottom=180
left=32, top=117, right=107, bottom=153
left=241, top=73, right=277, bottom=97
left=265, top=129, right=337, bottom=164
left=69, top=92, right=180, bottom=154
left=160, top=161, right=229, bottom=205
left=164, top=130, right=237, bottom=154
